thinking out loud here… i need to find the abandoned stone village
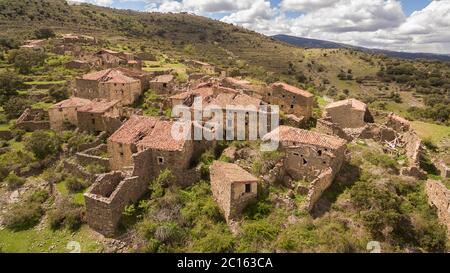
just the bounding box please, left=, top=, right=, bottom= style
left=8, top=34, right=450, bottom=239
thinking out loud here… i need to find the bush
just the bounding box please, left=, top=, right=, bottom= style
left=4, top=171, right=26, bottom=190
left=3, top=97, right=31, bottom=119
left=7, top=48, right=47, bottom=74
left=4, top=202, right=43, bottom=231
left=48, top=198, right=84, bottom=231
left=0, top=71, right=24, bottom=102
left=65, top=176, right=87, bottom=193
left=25, top=130, right=60, bottom=160
left=35, top=28, right=55, bottom=39
left=48, top=85, right=70, bottom=102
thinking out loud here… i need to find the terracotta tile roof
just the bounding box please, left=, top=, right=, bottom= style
left=77, top=99, right=120, bottom=114
left=108, top=115, right=158, bottom=145
left=211, top=161, right=258, bottom=183
left=169, top=87, right=214, bottom=101
left=50, top=97, right=92, bottom=109
left=271, top=82, right=313, bottom=98
left=151, top=74, right=174, bottom=83
left=263, top=126, right=347, bottom=150
left=137, top=119, right=188, bottom=151
left=81, top=69, right=139, bottom=84
left=325, top=99, right=367, bottom=112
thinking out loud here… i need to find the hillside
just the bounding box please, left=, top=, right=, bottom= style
left=1, top=0, right=449, bottom=127
left=273, top=34, right=450, bottom=62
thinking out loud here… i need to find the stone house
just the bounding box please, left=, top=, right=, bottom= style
left=77, top=99, right=122, bottom=134
left=323, top=99, right=373, bottom=129
left=107, top=115, right=158, bottom=171
left=20, top=39, right=46, bottom=50
left=74, top=68, right=142, bottom=105
left=62, top=34, right=97, bottom=45
left=94, top=49, right=142, bottom=70
left=266, top=82, right=314, bottom=120
left=16, top=108, right=50, bottom=132
left=210, top=161, right=259, bottom=222
left=149, top=74, right=175, bottom=94
left=52, top=44, right=82, bottom=56
left=221, top=77, right=266, bottom=99
left=386, top=112, right=410, bottom=132
left=65, top=60, right=90, bottom=70
left=187, top=60, right=216, bottom=74
left=263, top=126, right=347, bottom=211
left=48, top=97, right=92, bottom=131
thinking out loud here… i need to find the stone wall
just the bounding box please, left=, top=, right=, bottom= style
left=76, top=144, right=110, bottom=171
left=305, top=168, right=334, bottom=212
left=63, top=159, right=97, bottom=183
left=0, top=130, right=13, bottom=141
left=265, top=85, right=313, bottom=119
left=99, top=81, right=142, bottom=105
left=85, top=172, right=141, bottom=236
left=77, top=131, right=107, bottom=152
left=316, top=118, right=352, bottom=141
left=15, top=108, right=50, bottom=132
left=48, top=106, right=79, bottom=132
left=425, top=180, right=450, bottom=237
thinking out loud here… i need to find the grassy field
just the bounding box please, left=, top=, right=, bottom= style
left=55, top=180, right=86, bottom=206
left=0, top=225, right=102, bottom=253
left=412, top=121, right=450, bottom=145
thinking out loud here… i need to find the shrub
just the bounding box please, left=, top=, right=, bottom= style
left=4, top=202, right=43, bottom=231
left=3, top=97, right=31, bottom=119
left=5, top=171, right=26, bottom=190
left=48, top=198, right=84, bottom=231
left=25, top=130, right=60, bottom=160
left=65, top=176, right=87, bottom=193
left=35, top=28, right=55, bottom=39
left=48, top=85, right=70, bottom=101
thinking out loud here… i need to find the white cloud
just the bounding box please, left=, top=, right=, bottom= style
left=280, top=0, right=340, bottom=12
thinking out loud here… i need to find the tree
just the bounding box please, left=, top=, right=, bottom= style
left=3, top=97, right=31, bottom=119
left=7, top=48, right=47, bottom=74
left=25, top=130, right=61, bottom=160
left=0, top=71, right=24, bottom=102
left=49, top=85, right=70, bottom=101
left=34, top=28, right=55, bottom=39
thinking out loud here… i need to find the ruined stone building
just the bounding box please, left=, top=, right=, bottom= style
left=76, top=99, right=122, bottom=134
left=65, top=60, right=90, bottom=70
left=425, top=180, right=450, bottom=237
left=20, top=39, right=46, bottom=50
left=52, top=44, right=82, bottom=56
left=323, top=99, right=373, bottom=129
left=62, top=34, right=97, bottom=45
left=221, top=77, right=267, bottom=99
left=74, top=68, right=143, bottom=105
left=265, top=82, right=314, bottom=120
left=16, top=108, right=50, bottom=131
left=187, top=60, right=216, bottom=74
left=263, top=126, right=347, bottom=211
left=94, top=49, right=142, bottom=70
left=149, top=74, right=175, bottom=94
left=386, top=112, right=411, bottom=132
left=48, top=97, right=92, bottom=131
left=210, top=161, right=259, bottom=222
left=86, top=115, right=211, bottom=236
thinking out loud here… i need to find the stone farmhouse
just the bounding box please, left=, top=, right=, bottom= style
left=210, top=161, right=259, bottom=222
left=86, top=115, right=213, bottom=236
left=15, top=108, right=50, bottom=132
left=76, top=99, right=122, bottom=134
left=323, top=99, right=374, bottom=129
left=94, top=49, right=142, bottom=70
left=48, top=97, right=92, bottom=131
left=62, top=34, right=97, bottom=45
left=74, top=68, right=143, bottom=105
left=265, top=82, right=314, bottom=120
left=20, top=39, right=46, bottom=50
left=149, top=74, right=175, bottom=94
left=263, top=126, right=347, bottom=211
left=187, top=60, right=216, bottom=74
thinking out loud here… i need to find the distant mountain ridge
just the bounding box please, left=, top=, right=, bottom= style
left=272, top=34, right=450, bottom=62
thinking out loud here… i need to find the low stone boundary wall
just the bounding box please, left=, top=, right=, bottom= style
left=76, top=144, right=110, bottom=171
left=63, top=159, right=97, bottom=183
left=305, top=168, right=334, bottom=212
left=425, top=180, right=450, bottom=237
left=77, top=131, right=108, bottom=152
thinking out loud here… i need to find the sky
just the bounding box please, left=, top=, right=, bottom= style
left=68, top=0, right=450, bottom=54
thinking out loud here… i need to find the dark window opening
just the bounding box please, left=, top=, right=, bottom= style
left=291, top=105, right=294, bottom=109
left=293, top=152, right=299, bottom=156
left=318, top=150, right=322, bottom=156
left=323, top=161, right=327, bottom=165
left=92, top=119, right=95, bottom=125
left=245, top=183, right=251, bottom=193
left=303, top=158, right=308, bottom=165
left=158, top=157, right=164, bottom=165
left=163, top=83, right=167, bottom=88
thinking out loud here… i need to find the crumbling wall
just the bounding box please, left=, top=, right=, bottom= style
left=77, top=131, right=107, bottom=152
left=316, top=118, right=352, bottom=141
left=85, top=172, right=141, bottom=236
left=15, top=108, right=50, bottom=131
left=76, top=144, right=110, bottom=171
left=425, top=180, right=450, bottom=236
left=63, top=159, right=97, bottom=182
left=305, top=168, right=334, bottom=212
